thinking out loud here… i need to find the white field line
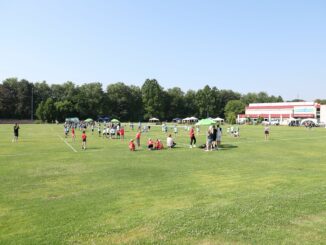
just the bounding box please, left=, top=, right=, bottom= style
left=49, top=125, right=78, bottom=153
left=2, top=133, right=326, bottom=157
left=57, top=135, right=78, bottom=152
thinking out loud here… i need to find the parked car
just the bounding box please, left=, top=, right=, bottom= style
left=270, top=120, right=280, bottom=126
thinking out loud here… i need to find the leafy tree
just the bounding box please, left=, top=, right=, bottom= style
left=224, top=100, right=246, bottom=124
left=0, top=78, right=33, bottom=119
left=218, top=90, right=241, bottom=118
left=184, top=90, right=198, bottom=117
left=165, top=87, right=185, bottom=120
left=106, top=82, right=143, bottom=121
left=141, top=79, right=165, bottom=120
left=75, top=83, right=104, bottom=119
left=55, top=100, right=75, bottom=122
left=315, top=99, right=326, bottom=104
left=36, top=98, right=56, bottom=122
left=195, top=85, right=214, bottom=118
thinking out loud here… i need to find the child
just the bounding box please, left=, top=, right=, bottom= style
left=120, top=127, right=125, bottom=140
left=129, top=139, right=135, bottom=151
left=155, top=139, right=164, bottom=150
left=174, top=125, right=178, bottom=136
left=264, top=126, right=270, bottom=140
left=147, top=138, right=154, bottom=150
left=98, top=124, right=101, bottom=137
left=64, top=126, right=69, bottom=138
left=189, top=126, right=196, bottom=148
left=81, top=131, right=87, bottom=150
left=136, top=130, right=141, bottom=147
left=71, top=127, right=76, bottom=142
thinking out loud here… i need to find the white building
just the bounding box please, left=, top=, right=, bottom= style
left=238, top=102, right=326, bottom=123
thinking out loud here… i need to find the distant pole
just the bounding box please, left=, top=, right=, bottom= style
left=31, top=86, right=34, bottom=121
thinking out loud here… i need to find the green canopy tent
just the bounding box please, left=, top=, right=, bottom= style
left=84, top=118, right=93, bottom=123
left=111, top=119, right=120, bottom=123
left=195, top=118, right=217, bottom=126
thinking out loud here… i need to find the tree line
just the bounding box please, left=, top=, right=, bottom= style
left=1, top=77, right=286, bottom=123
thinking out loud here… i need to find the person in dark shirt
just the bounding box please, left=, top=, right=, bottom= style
left=13, top=123, right=20, bottom=142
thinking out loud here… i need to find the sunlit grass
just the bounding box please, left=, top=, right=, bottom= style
left=1, top=124, right=326, bottom=244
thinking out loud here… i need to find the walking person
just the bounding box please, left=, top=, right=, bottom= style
left=71, top=127, right=76, bottom=142
left=189, top=126, right=196, bottom=148
left=81, top=130, right=87, bottom=150
left=12, top=123, right=20, bottom=142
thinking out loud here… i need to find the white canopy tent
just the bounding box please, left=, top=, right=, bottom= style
left=213, top=117, right=224, bottom=122
left=182, top=116, right=198, bottom=124
left=149, top=117, right=160, bottom=122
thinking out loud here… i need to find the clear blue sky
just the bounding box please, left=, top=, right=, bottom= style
left=1, top=0, right=325, bottom=101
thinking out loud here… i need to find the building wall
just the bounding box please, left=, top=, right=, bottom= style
left=243, top=102, right=318, bottom=120
left=320, top=105, right=326, bottom=123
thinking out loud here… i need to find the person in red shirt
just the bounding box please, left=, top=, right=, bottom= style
left=147, top=138, right=154, bottom=150
left=135, top=130, right=141, bottom=147
left=129, top=139, right=135, bottom=151
left=189, top=126, right=196, bottom=148
left=155, top=139, right=164, bottom=150
left=81, top=131, right=87, bottom=150
left=120, top=127, right=125, bottom=140
left=71, top=127, right=76, bottom=142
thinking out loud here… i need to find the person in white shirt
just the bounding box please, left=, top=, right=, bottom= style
left=166, top=134, right=176, bottom=148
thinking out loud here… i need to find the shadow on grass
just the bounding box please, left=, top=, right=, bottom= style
left=219, top=144, right=238, bottom=150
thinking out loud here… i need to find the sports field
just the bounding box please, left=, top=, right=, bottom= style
left=1, top=124, right=326, bottom=244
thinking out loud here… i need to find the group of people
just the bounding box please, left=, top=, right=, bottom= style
left=129, top=131, right=177, bottom=151
left=205, top=125, right=222, bottom=151
left=101, top=123, right=125, bottom=140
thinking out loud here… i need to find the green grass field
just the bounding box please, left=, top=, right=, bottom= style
left=1, top=124, right=326, bottom=244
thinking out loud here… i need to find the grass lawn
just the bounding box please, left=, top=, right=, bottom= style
left=1, top=123, right=326, bottom=244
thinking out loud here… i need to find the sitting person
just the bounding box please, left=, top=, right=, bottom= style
left=129, top=139, right=135, bottom=151
left=166, top=134, right=176, bottom=148
left=147, top=138, right=154, bottom=150
left=155, top=139, right=164, bottom=150
left=233, top=130, right=239, bottom=137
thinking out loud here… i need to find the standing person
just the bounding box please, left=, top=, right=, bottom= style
left=173, top=125, right=178, bottom=136
left=12, top=123, right=20, bottom=142
left=136, top=130, right=141, bottom=147
left=264, top=126, right=270, bottom=140
left=91, top=124, right=94, bottom=135
left=98, top=124, right=101, bottom=137
left=189, top=126, right=196, bottom=148
left=196, top=126, right=200, bottom=135
left=212, top=125, right=217, bottom=149
left=120, top=126, right=125, bottom=140
left=71, top=127, right=76, bottom=142
left=64, top=125, right=69, bottom=138
left=216, top=125, right=222, bottom=149
left=81, top=130, right=87, bottom=150
left=206, top=128, right=214, bottom=151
